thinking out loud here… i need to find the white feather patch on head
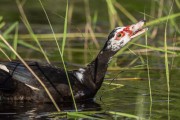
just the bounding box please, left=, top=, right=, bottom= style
left=25, top=84, right=40, bottom=91
left=0, top=64, right=9, bottom=73
left=107, top=34, right=131, bottom=51
left=107, top=39, right=122, bottom=51
left=106, top=27, right=131, bottom=51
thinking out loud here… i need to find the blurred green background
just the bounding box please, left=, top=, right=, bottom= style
left=0, top=0, right=179, bottom=119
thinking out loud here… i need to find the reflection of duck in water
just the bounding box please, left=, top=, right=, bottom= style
left=0, top=101, right=101, bottom=117
left=0, top=20, right=148, bottom=103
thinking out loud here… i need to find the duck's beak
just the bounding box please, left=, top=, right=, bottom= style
left=130, top=20, right=148, bottom=39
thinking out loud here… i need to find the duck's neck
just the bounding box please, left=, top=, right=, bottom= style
left=82, top=50, right=116, bottom=91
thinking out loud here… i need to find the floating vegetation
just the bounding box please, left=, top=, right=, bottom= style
left=49, top=111, right=144, bottom=120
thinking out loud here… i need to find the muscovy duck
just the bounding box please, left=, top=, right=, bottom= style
left=0, top=20, right=148, bottom=103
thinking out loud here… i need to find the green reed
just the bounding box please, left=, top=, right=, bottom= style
left=16, top=0, right=50, bottom=64
left=164, top=1, right=174, bottom=120
left=11, top=22, right=18, bottom=59
left=0, top=34, right=61, bottom=111
left=16, top=0, right=61, bottom=111
left=0, top=0, right=179, bottom=119
left=38, top=0, right=77, bottom=111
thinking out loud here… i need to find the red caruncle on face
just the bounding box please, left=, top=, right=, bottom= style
left=115, top=26, right=133, bottom=40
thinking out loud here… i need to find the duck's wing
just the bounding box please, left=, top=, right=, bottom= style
left=0, top=61, right=41, bottom=89
left=0, top=61, right=74, bottom=88
left=0, top=61, right=75, bottom=101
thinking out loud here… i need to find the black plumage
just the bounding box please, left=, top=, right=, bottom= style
left=0, top=20, right=148, bottom=103
left=0, top=50, right=114, bottom=103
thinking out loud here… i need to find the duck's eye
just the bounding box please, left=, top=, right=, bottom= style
left=117, top=33, right=121, bottom=37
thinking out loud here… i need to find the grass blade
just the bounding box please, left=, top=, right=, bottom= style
left=0, top=48, right=11, bottom=61
left=114, top=1, right=137, bottom=23
left=18, top=40, right=42, bottom=52
left=62, top=0, right=68, bottom=55
left=3, top=22, right=18, bottom=37
left=164, top=1, right=174, bottom=120
left=146, top=13, right=180, bottom=26
left=0, top=16, right=5, bottom=29
left=0, top=34, right=61, bottom=112
left=130, top=43, right=178, bottom=55
left=38, top=0, right=62, bottom=56
left=175, top=0, right=180, bottom=8
left=16, top=0, right=50, bottom=64
left=11, top=22, right=19, bottom=59
left=144, top=12, right=152, bottom=119
left=38, top=0, right=77, bottom=111
left=106, top=0, right=123, bottom=29
left=67, top=112, right=101, bottom=119
left=108, top=111, right=144, bottom=120
left=0, top=22, right=5, bottom=29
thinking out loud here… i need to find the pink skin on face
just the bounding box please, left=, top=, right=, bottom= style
left=106, top=20, right=148, bottom=51
left=115, top=20, right=148, bottom=41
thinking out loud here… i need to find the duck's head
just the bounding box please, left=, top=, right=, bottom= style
left=104, top=20, right=148, bottom=52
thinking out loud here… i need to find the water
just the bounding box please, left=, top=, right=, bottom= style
left=0, top=0, right=179, bottom=119
left=0, top=60, right=179, bottom=119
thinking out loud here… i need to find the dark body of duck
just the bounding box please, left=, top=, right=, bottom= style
left=0, top=20, right=148, bottom=103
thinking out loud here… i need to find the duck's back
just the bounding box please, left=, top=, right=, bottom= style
left=0, top=61, right=85, bottom=102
